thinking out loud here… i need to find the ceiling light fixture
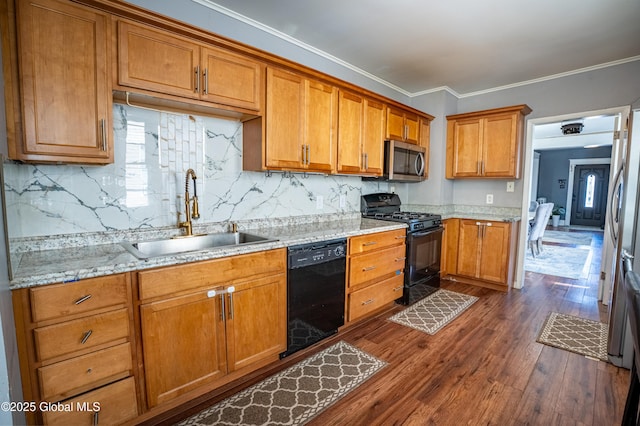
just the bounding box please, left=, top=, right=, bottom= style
left=561, top=122, right=584, bottom=135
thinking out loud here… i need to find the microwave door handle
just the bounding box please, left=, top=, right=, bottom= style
left=415, top=152, right=425, bottom=176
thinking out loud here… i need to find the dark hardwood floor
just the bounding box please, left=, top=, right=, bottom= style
left=160, top=227, right=629, bottom=426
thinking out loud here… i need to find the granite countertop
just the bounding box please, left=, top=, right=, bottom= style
left=10, top=218, right=406, bottom=289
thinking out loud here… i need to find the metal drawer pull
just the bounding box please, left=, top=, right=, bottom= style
left=393, top=286, right=403, bottom=292
left=81, top=330, right=93, bottom=344
left=395, top=235, right=407, bottom=239
left=220, top=294, right=226, bottom=321
left=203, top=68, right=209, bottom=94
left=362, top=266, right=377, bottom=272
left=194, top=65, right=200, bottom=93
left=361, top=299, right=374, bottom=305
left=395, top=257, right=407, bottom=262
left=100, top=119, right=107, bottom=151
left=93, top=411, right=99, bottom=426
left=74, top=294, right=92, bottom=305
left=362, top=241, right=377, bottom=246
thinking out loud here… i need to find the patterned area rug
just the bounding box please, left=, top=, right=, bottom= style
left=524, top=245, right=592, bottom=279
left=388, top=289, right=478, bottom=335
left=177, top=341, right=386, bottom=425
left=542, top=230, right=593, bottom=246
left=537, top=312, right=608, bottom=361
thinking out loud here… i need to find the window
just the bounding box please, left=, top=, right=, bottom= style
left=584, top=174, right=595, bottom=208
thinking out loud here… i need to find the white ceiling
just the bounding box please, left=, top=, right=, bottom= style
left=201, top=0, right=640, bottom=97
left=533, top=115, right=616, bottom=151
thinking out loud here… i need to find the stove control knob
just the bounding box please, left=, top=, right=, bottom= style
left=333, top=245, right=345, bottom=257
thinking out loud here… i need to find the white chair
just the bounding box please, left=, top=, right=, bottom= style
left=528, top=203, right=554, bottom=257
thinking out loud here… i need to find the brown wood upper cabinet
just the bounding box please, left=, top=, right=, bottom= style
left=13, top=0, right=113, bottom=164
left=244, top=67, right=337, bottom=173
left=337, top=91, right=385, bottom=175
left=446, top=104, right=532, bottom=179
left=117, top=20, right=264, bottom=113
left=387, top=106, right=420, bottom=144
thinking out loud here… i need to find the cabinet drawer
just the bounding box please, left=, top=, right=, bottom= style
left=38, top=343, right=132, bottom=401
left=34, top=309, right=130, bottom=362
left=349, top=245, right=406, bottom=287
left=30, top=275, right=128, bottom=323
left=349, top=229, right=406, bottom=255
left=348, top=274, right=404, bottom=322
left=42, top=377, right=138, bottom=426
left=138, top=248, right=286, bottom=300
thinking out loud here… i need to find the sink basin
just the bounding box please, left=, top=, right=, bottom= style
left=120, top=232, right=275, bottom=259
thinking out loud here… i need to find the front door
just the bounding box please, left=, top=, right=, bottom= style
left=571, top=164, right=610, bottom=227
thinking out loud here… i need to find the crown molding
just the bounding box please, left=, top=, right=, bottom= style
left=191, top=1, right=640, bottom=100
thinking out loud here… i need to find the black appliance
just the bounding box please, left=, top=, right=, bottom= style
left=282, top=238, right=346, bottom=357
left=361, top=193, right=443, bottom=305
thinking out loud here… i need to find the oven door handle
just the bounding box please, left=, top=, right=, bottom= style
left=409, top=227, right=444, bottom=238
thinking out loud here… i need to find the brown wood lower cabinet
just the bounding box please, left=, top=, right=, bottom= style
left=136, top=249, right=287, bottom=409
left=441, top=218, right=518, bottom=290
left=347, top=229, right=406, bottom=322
left=12, top=274, right=137, bottom=425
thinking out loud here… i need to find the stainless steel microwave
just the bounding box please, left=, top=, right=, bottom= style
left=382, top=140, right=426, bottom=182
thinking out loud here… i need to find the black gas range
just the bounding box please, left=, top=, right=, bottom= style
left=361, top=193, right=444, bottom=305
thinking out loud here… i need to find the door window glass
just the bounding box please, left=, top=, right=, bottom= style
left=584, top=174, right=595, bottom=208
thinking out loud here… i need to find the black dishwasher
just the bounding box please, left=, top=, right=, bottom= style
left=281, top=238, right=346, bottom=357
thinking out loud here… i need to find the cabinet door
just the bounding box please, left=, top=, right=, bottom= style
left=225, top=274, right=287, bottom=372
left=305, top=80, right=337, bottom=173
left=419, top=118, right=431, bottom=178
left=478, top=222, right=510, bottom=283
left=450, top=118, right=483, bottom=177
left=362, top=99, right=385, bottom=175
left=482, top=113, right=519, bottom=177
left=201, top=46, right=263, bottom=111
left=17, top=0, right=112, bottom=163
left=456, top=220, right=481, bottom=278
left=337, top=91, right=364, bottom=173
left=386, top=107, right=406, bottom=141
left=440, top=218, right=459, bottom=276
left=404, top=112, right=420, bottom=144
left=118, top=21, right=200, bottom=99
left=140, top=291, right=226, bottom=407
left=265, top=68, right=304, bottom=170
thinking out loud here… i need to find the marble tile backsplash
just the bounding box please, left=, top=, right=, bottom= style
left=4, top=104, right=389, bottom=240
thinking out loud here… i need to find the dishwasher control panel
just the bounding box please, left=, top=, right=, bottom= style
left=287, top=239, right=346, bottom=269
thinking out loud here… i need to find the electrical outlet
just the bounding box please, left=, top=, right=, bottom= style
left=316, top=195, right=324, bottom=210
left=390, top=185, right=396, bottom=193
left=486, top=194, right=494, bottom=204
left=506, top=181, right=515, bottom=192
left=339, top=194, right=346, bottom=208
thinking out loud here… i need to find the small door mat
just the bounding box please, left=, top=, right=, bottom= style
left=388, top=289, right=478, bottom=335
left=537, top=312, right=608, bottom=361
left=177, top=341, right=386, bottom=425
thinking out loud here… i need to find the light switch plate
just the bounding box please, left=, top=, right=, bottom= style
left=486, top=194, right=494, bottom=204
left=506, top=182, right=515, bottom=192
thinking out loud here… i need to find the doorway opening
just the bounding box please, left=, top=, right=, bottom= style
left=515, top=106, right=629, bottom=296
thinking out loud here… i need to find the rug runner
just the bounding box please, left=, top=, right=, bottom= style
left=388, top=289, right=478, bottom=335
left=537, top=312, right=608, bottom=361
left=177, top=341, right=386, bottom=425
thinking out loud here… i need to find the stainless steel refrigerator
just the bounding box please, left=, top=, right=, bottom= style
left=608, top=107, right=640, bottom=368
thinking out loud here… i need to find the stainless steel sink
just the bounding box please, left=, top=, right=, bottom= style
left=120, top=232, right=275, bottom=259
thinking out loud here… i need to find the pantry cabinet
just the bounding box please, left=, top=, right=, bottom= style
left=12, top=274, right=138, bottom=425
left=446, top=104, right=531, bottom=179
left=337, top=91, right=385, bottom=175
left=13, top=0, right=113, bottom=164
left=346, top=229, right=406, bottom=322
left=136, top=249, right=286, bottom=408
left=117, top=20, right=264, bottom=113
left=387, top=106, right=420, bottom=144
